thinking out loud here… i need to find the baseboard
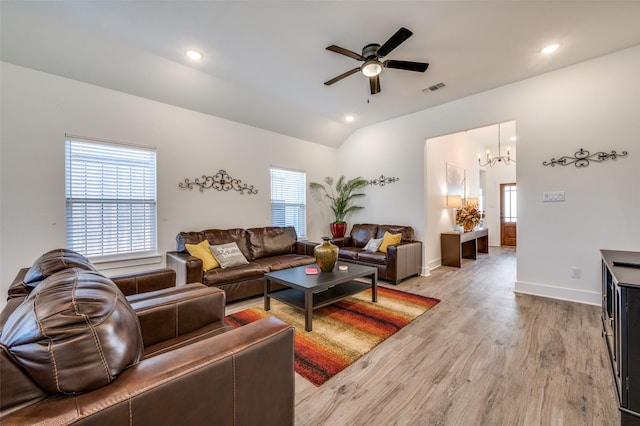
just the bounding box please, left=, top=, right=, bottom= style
left=420, top=266, right=431, bottom=277
left=427, top=258, right=441, bottom=271
left=515, top=280, right=601, bottom=306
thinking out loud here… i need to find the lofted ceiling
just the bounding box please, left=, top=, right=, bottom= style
left=2, top=1, right=640, bottom=148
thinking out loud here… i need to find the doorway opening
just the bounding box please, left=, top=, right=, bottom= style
left=424, top=119, right=517, bottom=270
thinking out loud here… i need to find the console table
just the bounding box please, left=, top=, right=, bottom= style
left=441, top=228, right=488, bottom=268
left=601, top=249, right=640, bottom=425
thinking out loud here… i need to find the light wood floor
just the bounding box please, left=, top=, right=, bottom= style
left=227, top=247, right=619, bottom=425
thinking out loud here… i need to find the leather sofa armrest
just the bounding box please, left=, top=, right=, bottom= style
left=166, top=251, right=203, bottom=285
left=296, top=240, right=318, bottom=256
left=7, top=268, right=30, bottom=299
left=330, top=236, right=352, bottom=247
left=385, top=241, right=423, bottom=284
left=128, top=285, right=226, bottom=348
left=110, top=268, right=176, bottom=296
left=1, top=317, right=295, bottom=426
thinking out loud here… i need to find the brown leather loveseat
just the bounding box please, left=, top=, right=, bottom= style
left=1, top=249, right=295, bottom=425
left=166, top=226, right=316, bottom=303
left=331, top=224, right=423, bottom=284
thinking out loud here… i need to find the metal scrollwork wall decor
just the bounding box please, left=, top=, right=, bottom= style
left=369, top=175, right=399, bottom=186
left=179, top=169, right=258, bottom=195
left=543, top=148, right=628, bottom=168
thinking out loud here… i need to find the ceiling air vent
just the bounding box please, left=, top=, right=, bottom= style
left=423, top=82, right=446, bottom=93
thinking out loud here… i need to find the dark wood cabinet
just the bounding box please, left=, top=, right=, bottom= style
left=601, top=249, right=640, bottom=425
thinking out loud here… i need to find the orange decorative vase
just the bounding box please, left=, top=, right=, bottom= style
left=463, top=222, right=475, bottom=232
left=314, top=237, right=339, bottom=272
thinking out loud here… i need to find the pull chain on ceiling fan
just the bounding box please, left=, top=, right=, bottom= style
left=324, top=27, right=429, bottom=95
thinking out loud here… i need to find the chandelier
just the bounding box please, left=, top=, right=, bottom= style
left=478, top=124, right=515, bottom=167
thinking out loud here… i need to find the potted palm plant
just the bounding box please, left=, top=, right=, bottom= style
left=309, top=175, right=369, bottom=238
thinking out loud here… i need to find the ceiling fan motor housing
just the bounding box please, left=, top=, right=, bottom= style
left=362, top=43, right=381, bottom=59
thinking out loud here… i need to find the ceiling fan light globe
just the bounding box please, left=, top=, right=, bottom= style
left=361, top=60, right=382, bottom=77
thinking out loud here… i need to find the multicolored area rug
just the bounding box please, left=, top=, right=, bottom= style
left=226, top=286, right=439, bottom=386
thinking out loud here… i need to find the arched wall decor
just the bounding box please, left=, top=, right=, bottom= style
left=179, top=169, right=258, bottom=194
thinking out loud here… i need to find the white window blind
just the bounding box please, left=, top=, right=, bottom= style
left=65, top=137, right=157, bottom=259
left=270, top=167, right=306, bottom=239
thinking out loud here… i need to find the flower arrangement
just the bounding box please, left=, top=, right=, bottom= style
left=456, top=202, right=485, bottom=232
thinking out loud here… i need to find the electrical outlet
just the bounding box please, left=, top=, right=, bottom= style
left=571, top=267, right=581, bottom=278
left=543, top=191, right=565, bottom=202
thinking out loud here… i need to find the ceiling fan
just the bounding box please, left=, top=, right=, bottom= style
left=324, top=27, right=429, bottom=95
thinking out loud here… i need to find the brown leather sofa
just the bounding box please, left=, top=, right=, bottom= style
left=1, top=249, right=295, bottom=425
left=331, top=224, right=423, bottom=284
left=166, top=226, right=317, bottom=303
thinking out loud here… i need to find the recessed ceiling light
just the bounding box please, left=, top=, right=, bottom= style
left=541, top=43, right=560, bottom=54
left=345, top=115, right=355, bottom=123
left=186, top=50, right=203, bottom=60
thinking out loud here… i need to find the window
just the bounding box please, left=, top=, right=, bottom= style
left=65, top=137, right=157, bottom=260
left=270, top=167, right=306, bottom=239
left=502, top=183, right=517, bottom=223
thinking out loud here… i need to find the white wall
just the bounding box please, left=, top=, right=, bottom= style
left=336, top=118, right=425, bottom=233
left=339, top=45, right=640, bottom=305
left=0, top=62, right=337, bottom=308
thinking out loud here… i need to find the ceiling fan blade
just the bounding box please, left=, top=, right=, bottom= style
left=326, top=45, right=365, bottom=61
left=376, top=27, right=413, bottom=57
left=324, top=67, right=361, bottom=86
left=384, top=60, right=429, bottom=72
left=369, top=75, right=381, bottom=95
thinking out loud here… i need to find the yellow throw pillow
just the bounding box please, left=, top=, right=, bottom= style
left=379, top=231, right=402, bottom=253
left=185, top=240, right=219, bottom=271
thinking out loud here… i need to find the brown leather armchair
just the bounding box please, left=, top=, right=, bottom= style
left=1, top=250, right=295, bottom=425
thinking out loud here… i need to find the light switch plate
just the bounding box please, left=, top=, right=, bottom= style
left=543, top=191, right=565, bottom=202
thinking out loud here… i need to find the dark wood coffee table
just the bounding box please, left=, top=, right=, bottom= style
left=264, top=262, right=377, bottom=332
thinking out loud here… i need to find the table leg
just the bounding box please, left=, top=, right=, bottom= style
left=372, top=271, right=378, bottom=303
left=264, top=278, right=271, bottom=311
left=305, top=291, right=313, bottom=332
left=477, top=234, right=489, bottom=253
left=461, top=239, right=477, bottom=260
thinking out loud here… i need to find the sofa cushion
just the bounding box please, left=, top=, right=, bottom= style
left=253, top=254, right=316, bottom=272
left=185, top=240, right=220, bottom=271
left=247, top=227, right=297, bottom=260
left=350, top=224, right=379, bottom=248
left=338, top=247, right=361, bottom=261
left=203, top=262, right=266, bottom=286
left=210, top=242, right=250, bottom=269
left=203, top=228, right=251, bottom=260
left=379, top=231, right=402, bottom=253
left=377, top=225, right=414, bottom=241
left=357, top=251, right=388, bottom=265
left=176, top=231, right=206, bottom=252
left=0, top=268, right=143, bottom=394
